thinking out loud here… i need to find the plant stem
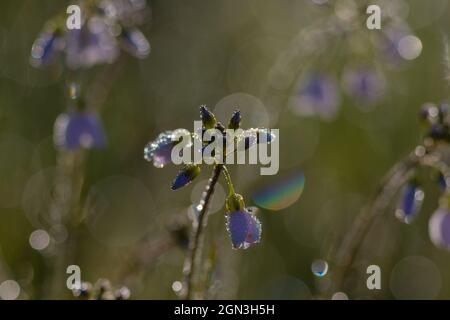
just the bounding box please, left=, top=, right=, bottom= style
left=221, top=165, right=235, bottom=195
left=182, top=164, right=223, bottom=300
left=331, top=151, right=420, bottom=294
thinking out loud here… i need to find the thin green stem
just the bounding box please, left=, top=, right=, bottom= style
left=182, top=164, right=223, bottom=300
left=221, top=165, right=235, bottom=195
left=330, top=151, right=421, bottom=295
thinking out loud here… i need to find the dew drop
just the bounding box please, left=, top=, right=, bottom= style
left=311, top=259, right=329, bottom=277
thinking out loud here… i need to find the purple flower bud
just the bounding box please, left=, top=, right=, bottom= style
left=226, top=208, right=262, bottom=249
left=228, top=110, right=241, bottom=130
left=237, top=128, right=276, bottom=150
left=171, top=164, right=201, bottom=190
left=429, top=208, right=450, bottom=250
left=438, top=173, right=447, bottom=192
left=144, top=129, right=190, bottom=168
left=395, top=182, right=424, bottom=223
left=292, top=73, right=340, bottom=120
left=30, top=29, right=59, bottom=67
left=200, top=105, right=216, bottom=129
left=427, top=123, right=450, bottom=142
left=54, top=111, right=106, bottom=150
left=120, top=28, right=150, bottom=59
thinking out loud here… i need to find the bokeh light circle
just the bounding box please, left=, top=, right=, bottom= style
left=331, top=292, right=349, bottom=300
left=0, top=280, right=20, bottom=300
left=252, top=171, right=305, bottom=211
left=389, top=256, right=441, bottom=299
left=29, top=229, right=50, bottom=251
left=397, top=35, right=422, bottom=60
left=214, top=93, right=271, bottom=128
left=22, top=167, right=62, bottom=228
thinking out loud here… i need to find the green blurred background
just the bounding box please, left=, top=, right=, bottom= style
left=0, top=0, right=450, bottom=299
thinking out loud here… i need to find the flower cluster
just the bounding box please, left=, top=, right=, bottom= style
left=30, top=0, right=150, bottom=150
left=144, top=106, right=275, bottom=249
left=31, top=0, right=150, bottom=69
left=292, top=1, right=419, bottom=120
left=395, top=103, right=450, bottom=250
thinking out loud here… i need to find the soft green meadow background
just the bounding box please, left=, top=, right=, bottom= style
left=0, top=0, right=450, bottom=299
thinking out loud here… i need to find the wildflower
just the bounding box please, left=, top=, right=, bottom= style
left=429, top=208, right=450, bottom=250
left=200, top=105, right=217, bottom=130
left=30, top=26, right=62, bottom=67
left=171, top=164, right=201, bottom=190
left=237, top=128, right=275, bottom=150
left=30, top=0, right=150, bottom=70
left=292, top=73, right=340, bottom=120
left=226, top=207, right=262, bottom=249
left=54, top=111, right=106, bottom=150
left=144, top=129, right=191, bottom=168
left=228, top=110, right=241, bottom=130
left=342, top=66, right=385, bottom=105
left=120, top=27, right=151, bottom=58
left=144, top=107, right=276, bottom=249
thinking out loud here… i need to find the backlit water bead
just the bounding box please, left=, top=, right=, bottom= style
left=395, top=183, right=424, bottom=224
left=252, top=171, right=305, bottom=211
left=144, top=129, right=190, bottom=168
left=236, top=128, right=276, bottom=150
left=171, top=281, right=183, bottom=294
left=429, top=208, right=450, bottom=250
left=311, top=259, right=328, bottom=277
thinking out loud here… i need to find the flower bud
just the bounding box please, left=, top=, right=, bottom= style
left=228, top=110, right=241, bottom=130
left=171, top=164, right=201, bottom=190
left=200, top=105, right=217, bottom=129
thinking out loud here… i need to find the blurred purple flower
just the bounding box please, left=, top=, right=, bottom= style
left=342, top=66, right=386, bottom=105
left=54, top=111, right=107, bottom=150
left=30, top=29, right=61, bottom=67
left=99, top=0, right=148, bottom=25
left=429, top=208, right=450, bottom=250
left=65, top=19, right=119, bottom=69
left=395, top=182, right=424, bottom=224
left=120, top=28, right=151, bottom=59
left=31, top=0, right=150, bottom=70
left=292, top=73, right=340, bottom=120
left=226, top=207, right=262, bottom=249
left=380, top=27, right=421, bottom=64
